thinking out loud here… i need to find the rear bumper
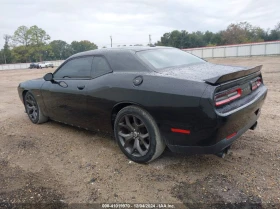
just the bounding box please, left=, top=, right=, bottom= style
left=167, top=116, right=258, bottom=154
left=164, top=86, right=267, bottom=155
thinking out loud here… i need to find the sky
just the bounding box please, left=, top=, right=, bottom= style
left=0, top=0, right=280, bottom=48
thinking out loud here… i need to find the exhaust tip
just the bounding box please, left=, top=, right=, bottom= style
left=216, top=146, right=231, bottom=158
left=250, top=121, right=258, bottom=130
left=216, top=151, right=226, bottom=158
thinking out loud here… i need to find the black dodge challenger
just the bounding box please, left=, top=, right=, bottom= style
left=18, top=47, right=267, bottom=163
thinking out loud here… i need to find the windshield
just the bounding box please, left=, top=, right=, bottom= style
left=137, top=48, right=205, bottom=70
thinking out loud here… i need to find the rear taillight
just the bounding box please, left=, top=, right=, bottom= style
left=251, top=77, right=262, bottom=90
left=215, top=88, right=242, bottom=106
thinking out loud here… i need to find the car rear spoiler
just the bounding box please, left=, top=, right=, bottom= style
left=204, top=65, right=262, bottom=85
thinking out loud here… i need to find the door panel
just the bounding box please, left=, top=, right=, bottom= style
left=41, top=80, right=89, bottom=128
left=86, top=56, right=115, bottom=132
left=40, top=55, right=94, bottom=128
left=86, top=75, right=114, bottom=132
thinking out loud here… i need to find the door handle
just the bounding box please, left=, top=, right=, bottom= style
left=77, top=85, right=85, bottom=90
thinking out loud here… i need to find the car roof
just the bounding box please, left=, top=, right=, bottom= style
left=70, top=46, right=175, bottom=58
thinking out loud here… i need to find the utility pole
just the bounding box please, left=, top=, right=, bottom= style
left=149, top=34, right=152, bottom=46
left=110, top=36, right=112, bottom=47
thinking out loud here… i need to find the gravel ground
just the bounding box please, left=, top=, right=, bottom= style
left=0, top=57, right=279, bottom=209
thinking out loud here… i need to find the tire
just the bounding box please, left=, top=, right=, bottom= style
left=24, top=91, right=48, bottom=124
left=114, top=105, right=165, bottom=163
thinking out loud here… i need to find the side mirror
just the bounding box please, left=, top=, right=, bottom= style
left=43, top=73, right=53, bottom=81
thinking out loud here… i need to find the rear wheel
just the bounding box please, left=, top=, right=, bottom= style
left=24, top=92, right=48, bottom=124
left=114, top=105, right=165, bottom=163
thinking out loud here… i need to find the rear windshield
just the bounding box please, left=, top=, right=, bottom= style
left=137, top=48, right=205, bottom=70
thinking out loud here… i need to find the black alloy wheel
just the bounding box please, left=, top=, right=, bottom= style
left=25, top=93, right=39, bottom=123
left=24, top=92, right=48, bottom=124
left=114, top=105, right=165, bottom=163
left=117, top=114, right=150, bottom=157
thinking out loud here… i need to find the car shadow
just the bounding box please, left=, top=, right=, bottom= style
left=47, top=119, right=231, bottom=171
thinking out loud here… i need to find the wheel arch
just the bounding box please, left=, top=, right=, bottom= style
left=22, top=90, right=29, bottom=102
left=111, top=101, right=148, bottom=129
left=22, top=89, right=49, bottom=118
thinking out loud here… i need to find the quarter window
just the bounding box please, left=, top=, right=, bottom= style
left=54, top=56, right=93, bottom=79
left=91, top=56, right=112, bottom=77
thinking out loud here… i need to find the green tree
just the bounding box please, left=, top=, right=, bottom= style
left=188, top=31, right=206, bottom=48
left=156, top=30, right=207, bottom=49
left=267, top=22, right=280, bottom=41
left=220, top=22, right=252, bottom=44
left=220, top=22, right=269, bottom=44
left=156, top=21, right=280, bottom=49
left=249, top=27, right=265, bottom=42
left=12, top=45, right=30, bottom=63
left=13, top=26, right=30, bottom=46
left=2, top=35, right=13, bottom=64
left=156, top=32, right=171, bottom=46
left=41, top=44, right=54, bottom=61
left=211, top=32, right=223, bottom=46
left=71, top=40, right=98, bottom=54
left=50, top=40, right=72, bottom=60
left=6, top=25, right=102, bottom=62
left=28, top=25, right=51, bottom=61
left=12, top=26, right=32, bottom=62
left=0, top=50, right=4, bottom=64
left=203, top=30, right=222, bottom=46
left=169, top=30, right=182, bottom=48
left=28, top=25, right=50, bottom=45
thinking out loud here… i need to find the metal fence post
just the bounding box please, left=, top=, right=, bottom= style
left=249, top=44, right=252, bottom=57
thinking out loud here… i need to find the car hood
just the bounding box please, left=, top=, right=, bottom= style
left=156, top=62, right=261, bottom=84
left=28, top=78, right=44, bottom=82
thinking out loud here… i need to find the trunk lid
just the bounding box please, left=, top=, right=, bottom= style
left=157, top=62, right=262, bottom=85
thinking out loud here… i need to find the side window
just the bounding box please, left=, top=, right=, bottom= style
left=54, top=56, right=93, bottom=79
left=91, top=56, right=112, bottom=78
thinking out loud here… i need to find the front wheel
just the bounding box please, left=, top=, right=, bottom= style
left=114, top=106, right=165, bottom=163
left=24, top=92, right=48, bottom=124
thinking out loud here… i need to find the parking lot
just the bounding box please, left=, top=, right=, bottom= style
left=0, top=56, right=279, bottom=207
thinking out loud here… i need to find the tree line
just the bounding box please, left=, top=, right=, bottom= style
left=0, top=25, right=97, bottom=64
left=156, top=22, right=280, bottom=48
left=1, top=22, right=280, bottom=64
